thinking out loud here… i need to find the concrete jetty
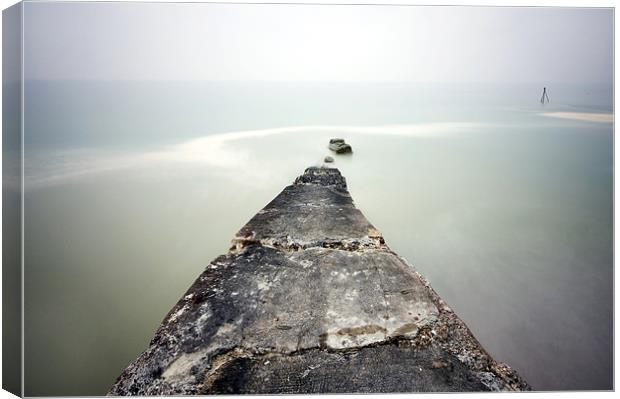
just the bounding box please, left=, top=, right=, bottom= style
left=109, top=167, right=530, bottom=395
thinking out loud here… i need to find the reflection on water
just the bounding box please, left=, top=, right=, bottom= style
left=23, top=82, right=612, bottom=395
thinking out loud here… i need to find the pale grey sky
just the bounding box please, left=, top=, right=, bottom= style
left=24, top=2, right=613, bottom=83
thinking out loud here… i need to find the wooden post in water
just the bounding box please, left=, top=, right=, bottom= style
left=541, top=87, right=550, bottom=104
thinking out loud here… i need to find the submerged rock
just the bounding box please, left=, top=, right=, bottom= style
left=324, top=156, right=334, bottom=163
left=109, top=167, right=530, bottom=395
left=328, top=139, right=353, bottom=154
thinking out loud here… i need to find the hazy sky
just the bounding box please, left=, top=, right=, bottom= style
left=24, top=2, right=613, bottom=83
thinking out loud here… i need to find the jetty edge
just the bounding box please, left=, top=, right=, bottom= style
left=109, top=167, right=530, bottom=395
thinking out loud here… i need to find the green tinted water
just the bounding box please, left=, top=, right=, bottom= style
left=23, top=81, right=612, bottom=394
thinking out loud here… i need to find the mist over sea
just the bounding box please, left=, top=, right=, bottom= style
left=23, top=80, right=612, bottom=395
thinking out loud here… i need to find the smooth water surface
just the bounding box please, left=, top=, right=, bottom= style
left=23, top=81, right=613, bottom=395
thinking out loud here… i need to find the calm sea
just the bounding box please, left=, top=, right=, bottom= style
left=23, top=81, right=613, bottom=395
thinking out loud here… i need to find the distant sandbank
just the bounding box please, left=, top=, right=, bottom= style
left=542, top=112, right=613, bottom=123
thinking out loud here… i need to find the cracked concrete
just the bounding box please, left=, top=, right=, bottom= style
left=231, top=168, right=385, bottom=252
left=108, top=167, right=530, bottom=395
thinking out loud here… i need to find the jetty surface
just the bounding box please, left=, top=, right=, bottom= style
left=109, top=167, right=530, bottom=394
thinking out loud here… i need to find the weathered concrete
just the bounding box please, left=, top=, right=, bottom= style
left=109, top=167, right=530, bottom=395
left=232, top=168, right=383, bottom=252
